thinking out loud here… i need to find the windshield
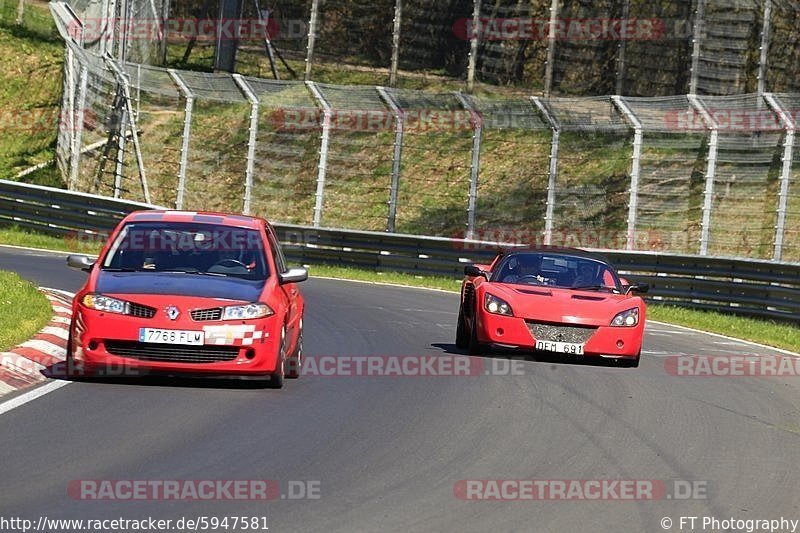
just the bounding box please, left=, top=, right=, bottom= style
left=101, top=222, right=269, bottom=280
left=490, top=252, right=621, bottom=292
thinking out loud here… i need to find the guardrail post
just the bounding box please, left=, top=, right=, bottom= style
left=688, top=94, right=718, bottom=256
left=306, top=81, right=332, bottom=228
left=68, top=62, right=89, bottom=191
left=532, top=96, right=559, bottom=246
left=764, top=93, right=795, bottom=261
left=304, top=0, right=320, bottom=81
left=377, top=87, right=404, bottom=232
left=757, top=0, right=772, bottom=95
left=168, top=69, right=194, bottom=210
left=233, top=74, right=260, bottom=215
left=466, top=0, right=480, bottom=93
left=455, top=93, right=482, bottom=239
left=389, top=0, right=402, bottom=87
left=612, top=96, right=643, bottom=250
left=105, top=55, right=151, bottom=204
left=689, top=0, right=705, bottom=95
left=543, top=0, right=559, bottom=97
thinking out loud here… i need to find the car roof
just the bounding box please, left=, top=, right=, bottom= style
left=121, top=210, right=266, bottom=230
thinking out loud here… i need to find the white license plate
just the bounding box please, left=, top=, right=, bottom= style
left=535, top=340, right=584, bottom=355
left=139, top=328, right=205, bottom=345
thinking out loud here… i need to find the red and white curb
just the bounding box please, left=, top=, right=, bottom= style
left=0, top=288, right=73, bottom=398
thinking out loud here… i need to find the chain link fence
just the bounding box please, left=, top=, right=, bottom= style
left=50, top=0, right=800, bottom=96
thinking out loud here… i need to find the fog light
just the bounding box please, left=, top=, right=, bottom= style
left=245, top=348, right=256, bottom=360
left=88, top=340, right=99, bottom=351
left=616, top=340, right=624, bottom=349
left=496, top=328, right=504, bottom=336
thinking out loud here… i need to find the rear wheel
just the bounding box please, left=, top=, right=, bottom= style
left=455, top=308, right=469, bottom=349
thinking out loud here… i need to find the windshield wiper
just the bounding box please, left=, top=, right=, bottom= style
left=159, top=269, right=230, bottom=277
left=101, top=267, right=140, bottom=272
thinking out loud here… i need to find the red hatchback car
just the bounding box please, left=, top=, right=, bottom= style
left=66, top=211, right=307, bottom=388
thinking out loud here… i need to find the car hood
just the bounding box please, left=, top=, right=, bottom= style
left=95, top=271, right=266, bottom=301
left=486, top=283, right=640, bottom=326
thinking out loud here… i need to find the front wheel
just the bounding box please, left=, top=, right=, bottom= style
left=267, top=327, right=287, bottom=389
left=468, top=313, right=487, bottom=356
left=455, top=308, right=469, bottom=349
left=286, top=320, right=303, bottom=379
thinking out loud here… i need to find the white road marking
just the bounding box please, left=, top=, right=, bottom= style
left=0, top=380, right=71, bottom=417
left=0, top=289, right=75, bottom=416
left=648, top=320, right=799, bottom=357
left=17, top=339, right=66, bottom=358
left=40, top=326, right=69, bottom=340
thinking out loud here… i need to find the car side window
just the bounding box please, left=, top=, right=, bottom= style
left=266, top=226, right=287, bottom=274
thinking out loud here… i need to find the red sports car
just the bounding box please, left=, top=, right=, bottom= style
left=456, top=248, right=647, bottom=367
left=66, top=211, right=307, bottom=387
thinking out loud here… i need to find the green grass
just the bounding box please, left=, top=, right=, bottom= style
left=0, top=1, right=64, bottom=180
left=0, top=270, right=52, bottom=351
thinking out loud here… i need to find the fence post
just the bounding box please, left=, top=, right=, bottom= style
left=105, top=55, right=151, bottom=204
left=306, top=81, right=331, bottom=228
left=543, top=0, right=559, bottom=97
left=615, top=0, right=630, bottom=96
left=113, top=94, right=128, bottom=199
left=611, top=96, right=643, bottom=250
left=233, top=74, right=260, bottom=215
left=688, top=94, right=718, bottom=255
left=168, top=69, right=194, bottom=210
left=377, top=87, right=404, bottom=232
left=455, top=93, right=482, bottom=239
left=466, top=0, right=480, bottom=93
left=689, top=0, right=705, bottom=95
left=68, top=63, right=89, bottom=191
left=304, top=0, right=320, bottom=81
left=532, top=96, right=559, bottom=245
left=389, top=0, right=402, bottom=87
left=764, top=93, right=795, bottom=261
left=757, top=0, right=772, bottom=95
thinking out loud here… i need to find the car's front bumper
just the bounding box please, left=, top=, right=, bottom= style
left=476, top=312, right=643, bottom=358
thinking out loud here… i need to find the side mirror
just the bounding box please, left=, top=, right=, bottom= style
left=67, top=254, right=94, bottom=272
left=464, top=265, right=486, bottom=278
left=280, top=267, right=308, bottom=284
left=626, top=283, right=649, bottom=295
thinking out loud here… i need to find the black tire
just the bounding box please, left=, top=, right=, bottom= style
left=618, top=351, right=640, bottom=368
left=268, top=327, right=287, bottom=388
left=286, top=321, right=303, bottom=379
left=455, top=308, right=469, bottom=349
left=468, top=313, right=487, bottom=356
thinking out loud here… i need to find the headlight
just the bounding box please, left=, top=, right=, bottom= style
left=484, top=294, right=513, bottom=316
left=611, top=308, right=639, bottom=327
left=221, top=303, right=274, bottom=320
left=82, top=294, right=129, bottom=315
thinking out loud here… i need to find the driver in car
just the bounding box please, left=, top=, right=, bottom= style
left=573, top=263, right=598, bottom=287
left=502, top=257, right=544, bottom=285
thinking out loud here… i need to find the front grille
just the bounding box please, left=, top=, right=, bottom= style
left=191, top=307, right=223, bottom=321
left=128, top=303, right=156, bottom=319
left=526, top=322, right=597, bottom=344
left=105, top=341, right=239, bottom=363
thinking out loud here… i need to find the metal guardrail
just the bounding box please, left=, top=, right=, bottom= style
left=1, top=179, right=798, bottom=323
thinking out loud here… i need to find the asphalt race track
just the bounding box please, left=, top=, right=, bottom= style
left=1, top=246, right=799, bottom=532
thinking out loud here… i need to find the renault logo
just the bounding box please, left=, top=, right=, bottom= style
left=165, top=306, right=180, bottom=320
